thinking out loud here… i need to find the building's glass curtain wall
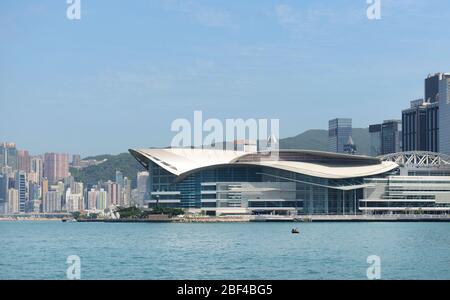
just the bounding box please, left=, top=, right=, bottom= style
left=402, top=101, right=439, bottom=153
left=328, top=118, right=352, bottom=154
left=148, top=161, right=366, bottom=215
left=361, top=176, right=450, bottom=214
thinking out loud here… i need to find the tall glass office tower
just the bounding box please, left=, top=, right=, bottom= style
left=15, top=171, right=27, bottom=213
left=369, top=124, right=382, bottom=157
left=402, top=99, right=439, bottom=153
left=381, top=120, right=402, bottom=155
left=425, top=73, right=443, bottom=103
left=440, top=77, right=450, bottom=155
left=369, top=120, right=402, bottom=156
left=0, top=174, right=7, bottom=214
left=0, top=143, right=18, bottom=170
left=328, top=118, right=352, bottom=154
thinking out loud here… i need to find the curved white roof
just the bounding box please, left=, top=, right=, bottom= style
left=247, top=160, right=398, bottom=179
left=131, top=148, right=248, bottom=176
left=129, top=148, right=398, bottom=179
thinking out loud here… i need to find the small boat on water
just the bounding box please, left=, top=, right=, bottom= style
left=291, top=228, right=300, bottom=234
left=62, top=218, right=77, bottom=223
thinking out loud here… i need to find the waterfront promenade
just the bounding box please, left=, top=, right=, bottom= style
left=293, top=214, right=450, bottom=222
left=3, top=214, right=450, bottom=223
left=9, top=214, right=449, bottom=223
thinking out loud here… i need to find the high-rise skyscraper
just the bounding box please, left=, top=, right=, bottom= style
left=88, top=188, right=97, bottom=210
left=41, top=178, right=49, bottom=201
left=370, top=120, right=402, bottom=156
left=115, top=170, right=124, bottom=205
left=369, top=124, right=382, bottom=157
left=43, top=190, right=61, bottom=213
left=0, top=174, right=8, bottom=214
left=0, top=142, right=18, bottom=170
left=328, top=118, right=352, bottom=153
left=72, top=154, right=81, bottom=168
left=401, top=73, right=450, bottom=154
left=27, top=200, right=41, bottom=213
left=381, top=120, right=402, bottom=155
left=0, top=144, right=4, bottom=170
left=115, top=171, right=124, bottom=187
left=402, top=99, right=439, bottom=152
left=71, top=181, right=83, bottom=195
left=64, top=175, right=75, bottom=190
left=65, top=188, right=84, bottom=212
left=136, top=171, right=149, bottom=207
left=87, top=188, right=108, bottom=210
left=43, top=153, right=69, bottom=183
left=425, top=73, right=443, bottom=103
left=439, top=76, right=450, bottom=155
left=56, top=182, right=65, bottom=208
left=121, top=177, right=131, bottom=207
left=7, top=188, right=19, bottom=214
left=15, top=171, right=27, bottom=213
left=96, top=188, right=108, bottom=210
left=28, top=182, right=41, bottom=201
left=105, top=181, right=118, bottom=206
left=17, top=150, right=31, bottom=173
left=30, top=156, right=43, bottom=184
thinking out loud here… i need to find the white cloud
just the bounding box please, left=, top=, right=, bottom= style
left=273, top=2, right=372, bottom=47
left=161, top=0, right=238, bottom=30
left=274, top=4, right=297, bottom=26
left=274, top=4, right=338, bottom=34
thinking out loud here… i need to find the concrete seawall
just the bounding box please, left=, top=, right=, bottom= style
left=72, top=214, right=450, bottom=223
left=254, top=215, right=450, bottom=222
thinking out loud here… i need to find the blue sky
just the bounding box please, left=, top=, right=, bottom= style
left=1, top=0, right=450, bottom=157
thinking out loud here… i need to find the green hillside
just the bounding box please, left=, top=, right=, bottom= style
left=280, top=129, right=328, bottom=151
left=70, top=153, right=145, bottom=189
left=280, top=128, right=370, bottom=155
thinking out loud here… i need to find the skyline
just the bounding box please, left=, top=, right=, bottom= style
left=3, top=0, right=450, bottom=285
left=2, top=1, right=450, bottom=156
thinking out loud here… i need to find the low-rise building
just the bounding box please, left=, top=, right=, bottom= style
left=361, top=176, right=450, bottom=214
left=361, top=152, right=450, bottom=214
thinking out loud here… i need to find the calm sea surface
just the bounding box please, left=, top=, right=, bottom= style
left=1, top=221, right=449, bottom=279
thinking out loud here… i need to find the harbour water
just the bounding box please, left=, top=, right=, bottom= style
left=1, top=221, right=450, bottom=280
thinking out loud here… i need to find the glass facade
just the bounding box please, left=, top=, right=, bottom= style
left=0, top=174, right=7, bottom=204
left=402, top=101, right=439, bottom=153
left=439, top=78, right=450, bottom=155
left=369, top=124, right=382, bottom=157
left=381, top=120, right=402, bottom=155
left=361, top=176, right=450, bottom=214
left=15, top=171, right=27, bottom=213
left=328, top=118, right=352, bottom=154
left=425, top=73, right=441, bottom=103
left=148, top=161, right=367, bottom=215
left=0, top=143, right=18, bottom=170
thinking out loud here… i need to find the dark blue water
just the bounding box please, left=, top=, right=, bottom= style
left=1, top=221, right=449, bottom=279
